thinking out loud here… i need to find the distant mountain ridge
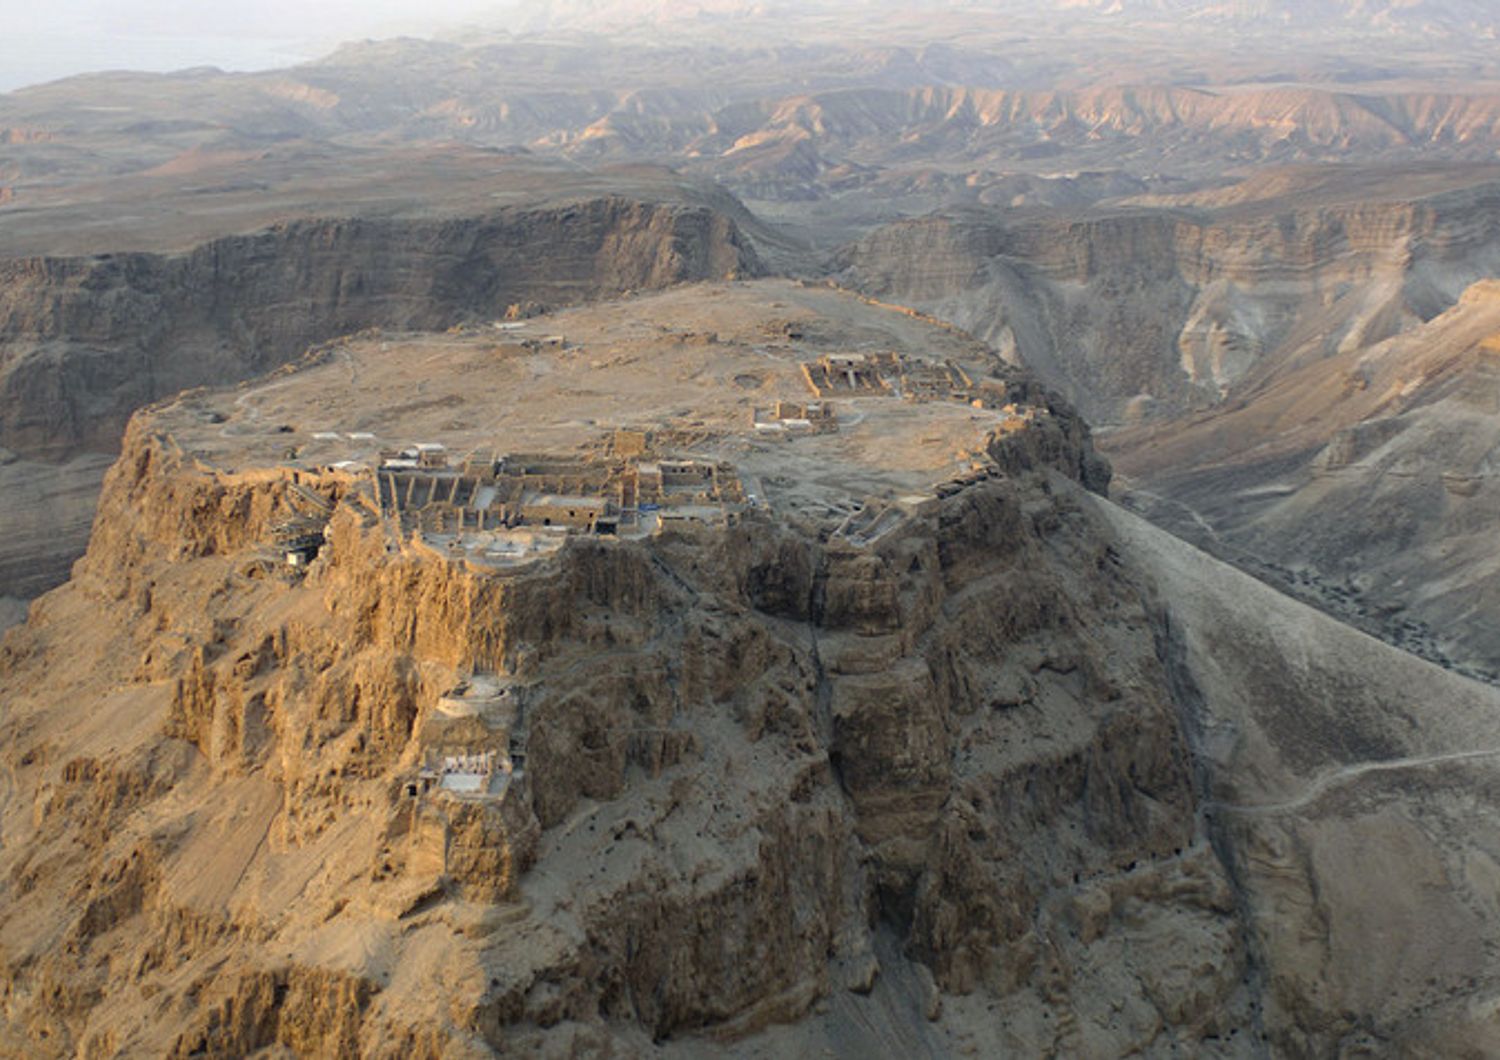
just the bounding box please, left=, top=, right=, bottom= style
left=1056, top=0, right=1500, bottom=30
left=497, top=0, right=1500, bottom=37
left=14, top=60, right=1500, bottom=208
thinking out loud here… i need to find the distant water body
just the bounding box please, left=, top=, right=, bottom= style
left=0, top=31, right=324, bottom=92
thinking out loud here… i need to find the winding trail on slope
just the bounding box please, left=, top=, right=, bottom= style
left=1118, top=484, right=1226, bottom=549
left=1210, top=747, right=1500, bottom=818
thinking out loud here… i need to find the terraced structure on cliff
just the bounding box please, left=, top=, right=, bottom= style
left=1, top=280, right=1234, bottom=1056
left=373, top=444, right=747, bottom=549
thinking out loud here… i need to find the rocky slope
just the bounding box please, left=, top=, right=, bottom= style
left=1113, top=278, right=1500, bottom=678
left=1098, top=496, right=1500, bottom=1058
left=3, top=283, right=1498, bottom=1055
left=836, top=166, right=1500, bottom=427
left=1, top=416, right=1224, bottom=1057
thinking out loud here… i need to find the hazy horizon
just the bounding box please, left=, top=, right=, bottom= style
left=11, top=1, right=1500, bottom=94
left=0, top=0, right=519, bottom=91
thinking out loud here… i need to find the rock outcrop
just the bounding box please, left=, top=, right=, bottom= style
left=0, top=300, right=1253, bottom=1055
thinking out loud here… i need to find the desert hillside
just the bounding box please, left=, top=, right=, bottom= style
left=836, top=164, right=1500, bottom=676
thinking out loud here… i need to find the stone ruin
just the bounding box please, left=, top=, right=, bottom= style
left=267, top=475, right=338, bottom=571
left=393, top=674, right=535, bottom=899
left=801, top=353, right=890, bottom=396
left=374, top=436, right=747, bottom=557
left=403, top=675, right=526, bottom=803
left=752, top=400, right=838, bottom=436
left=801, top=352, right=973, bottom=400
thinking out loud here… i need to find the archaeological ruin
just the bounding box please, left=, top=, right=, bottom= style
left=373, top=439, right=748, bottom=562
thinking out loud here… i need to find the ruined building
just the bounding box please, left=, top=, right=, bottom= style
left=375, top=442, right=746, bottom=547
left=801, top=352, right=972, bottom=399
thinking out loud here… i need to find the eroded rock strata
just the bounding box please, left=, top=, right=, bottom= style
left=0, top=200, right=759, bottom=458
left=836, top=170, right=1500, bottom=425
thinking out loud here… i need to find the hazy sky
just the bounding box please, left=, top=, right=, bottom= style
left=0, top=0, right=514, bottom=91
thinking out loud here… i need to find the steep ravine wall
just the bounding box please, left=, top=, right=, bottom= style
left=835, top=181, right=1500, bottom=424
left=0, top=196, right=760, bottom=600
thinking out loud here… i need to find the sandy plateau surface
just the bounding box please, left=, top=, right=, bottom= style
left=0, top=147, right=750, bottom=258
left=162, top=279, right=1017, bottom=519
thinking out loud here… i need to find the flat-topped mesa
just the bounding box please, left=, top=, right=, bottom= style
left=0, top=282, right=1166, bottom=1054
left=52, top=282, right=1114, bottom=787
left=88, top=280, right=1107, bottom=588
left=0, top=171, right=768, bottom=604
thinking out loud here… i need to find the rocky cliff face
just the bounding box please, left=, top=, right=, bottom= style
left=0, top=196, right=759, bottom=600
left=835, top=176, right=1500, bottom=425
left=0, top=390, right=1259, bottom=1056
left=0, top=452, right=113, bottom=609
